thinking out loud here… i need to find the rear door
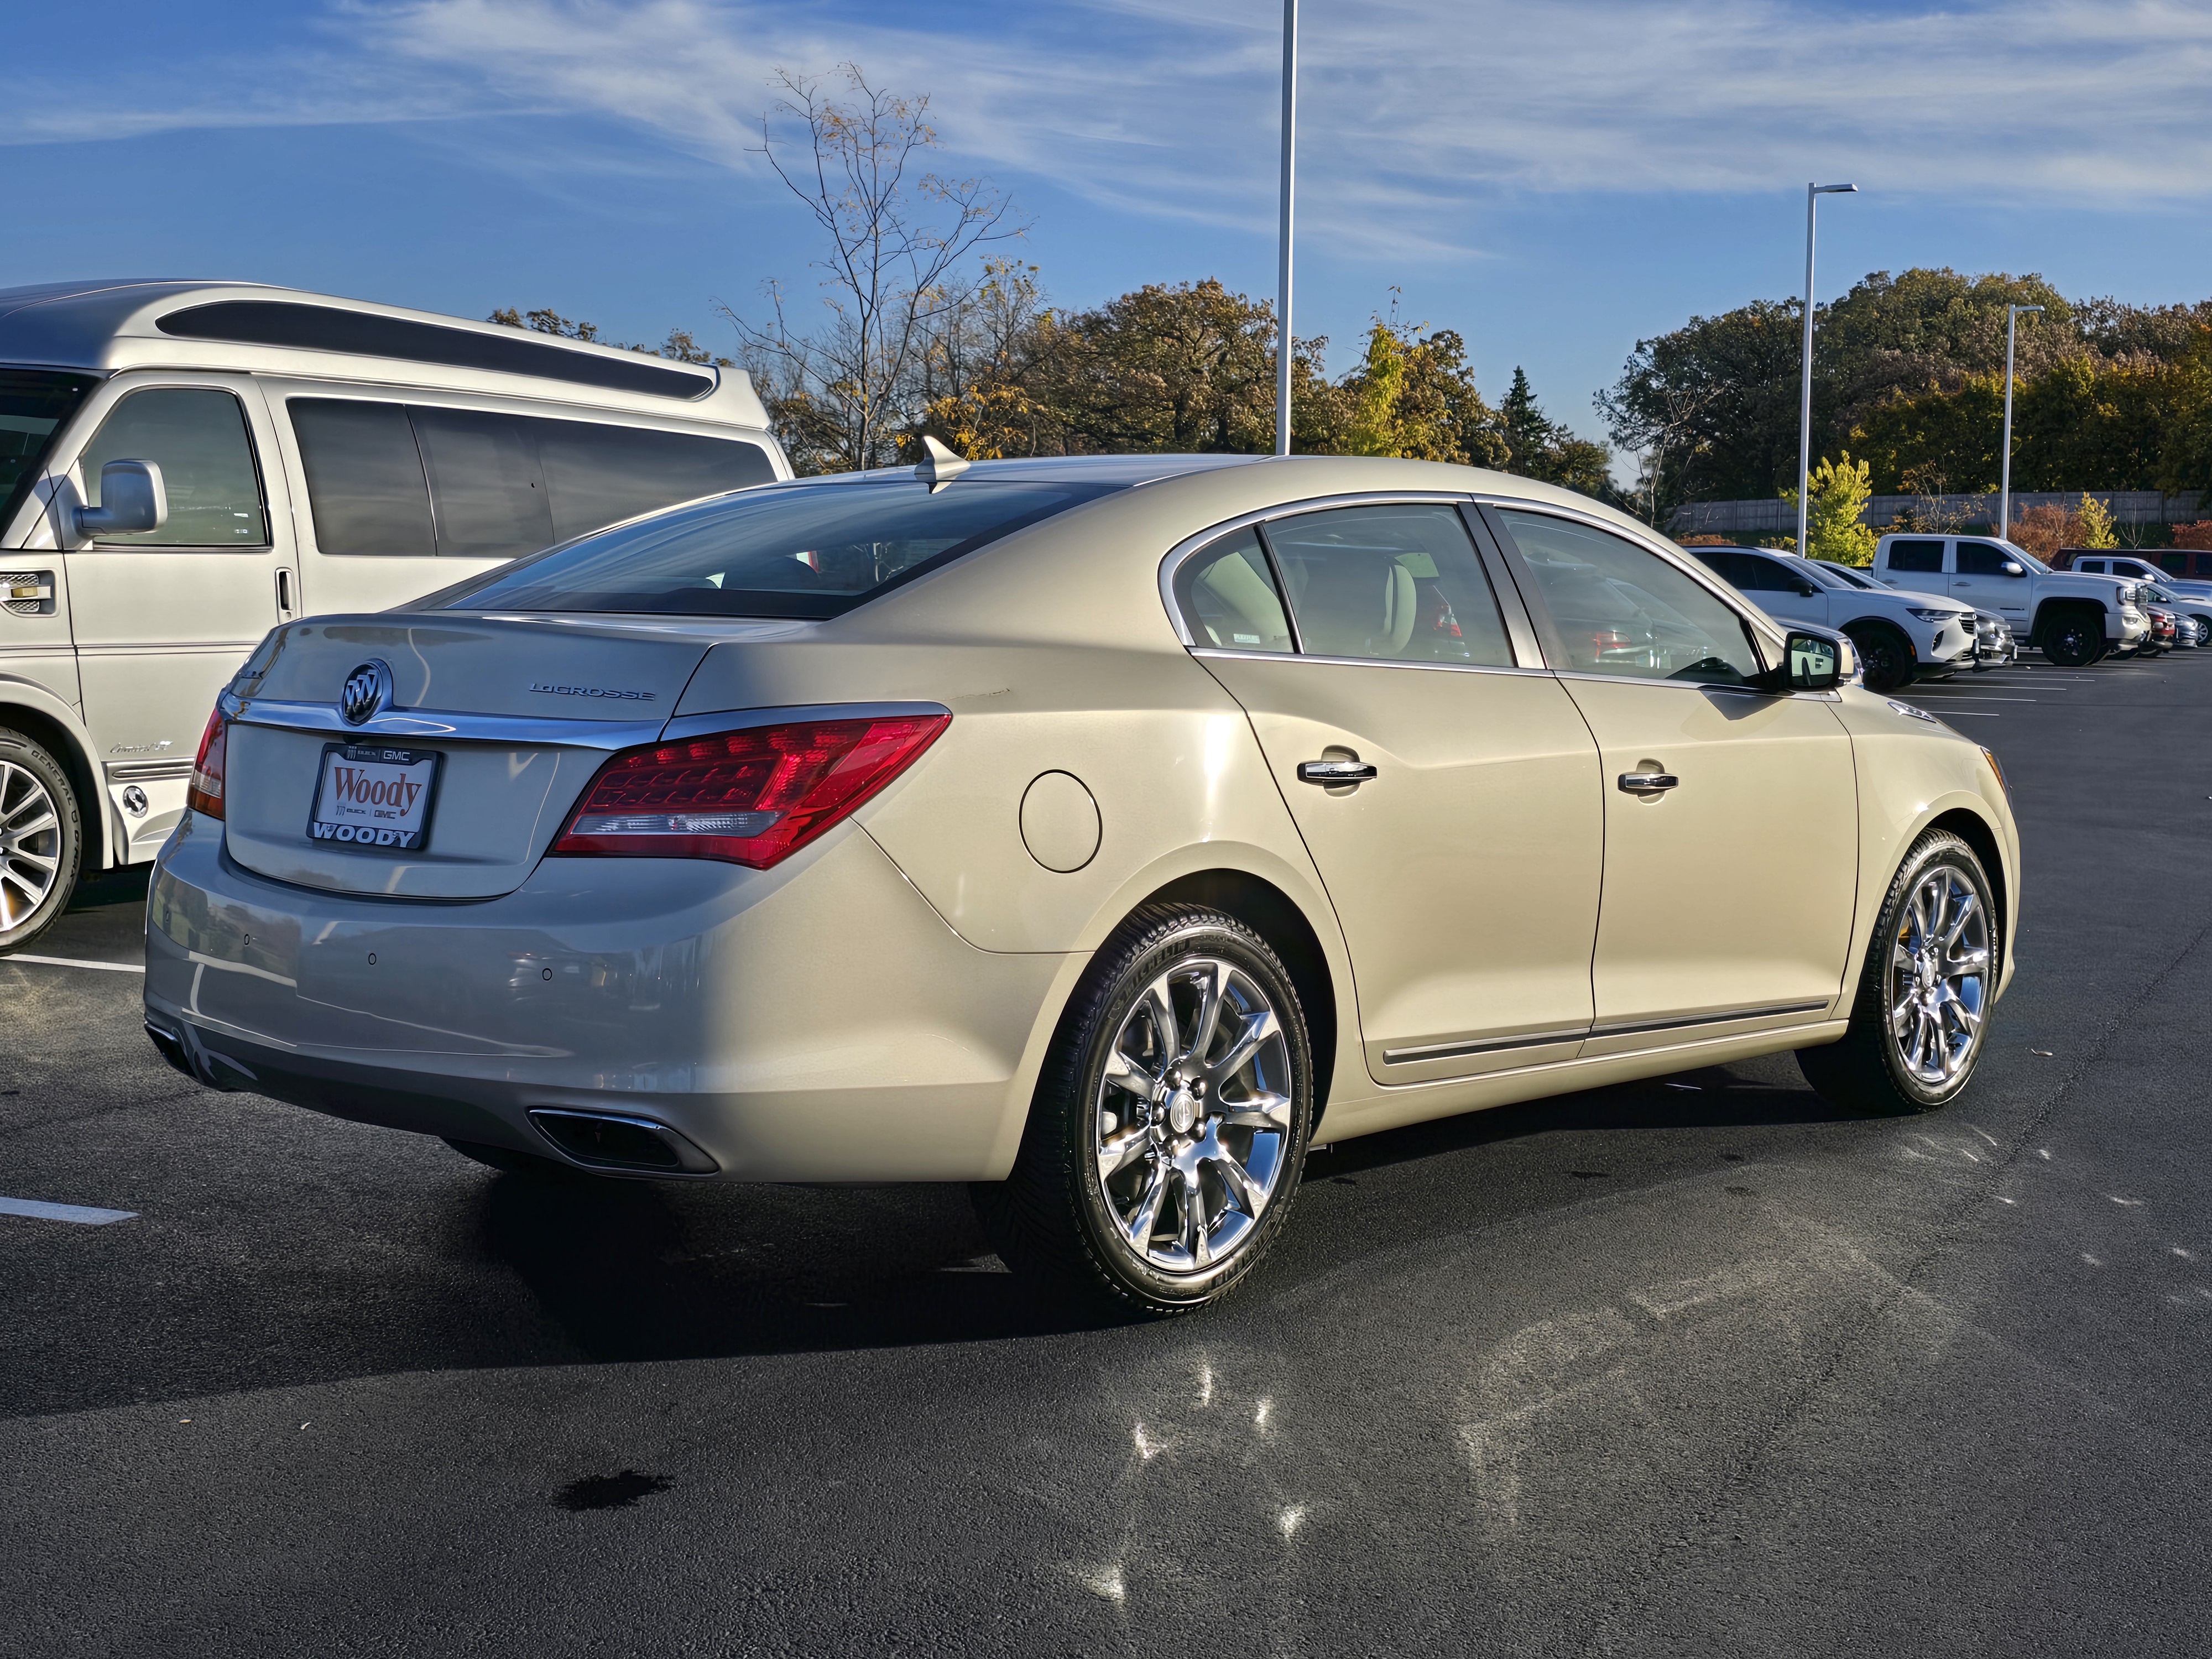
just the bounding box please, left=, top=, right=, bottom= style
left=1949, top=538, right=2031, bottom=623
left=55, top=375, right=294, bottom=859
left=1178, top=500, right=1604, bottom=1084
left=1489, top=505, right=1858, bottom=1050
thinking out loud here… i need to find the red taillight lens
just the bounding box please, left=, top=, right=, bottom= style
left=552, top=714, right=949, bottom=869
left=187, top=705, right=228, bottom=819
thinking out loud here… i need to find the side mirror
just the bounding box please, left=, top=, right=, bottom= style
left=1784, top=629, right=1841, bottom=692
left=74, top=459, right=167, bottom=538
left=2001, top=561, right=2025, bottom=577
left=1795, top=583, right=1820, bottom=596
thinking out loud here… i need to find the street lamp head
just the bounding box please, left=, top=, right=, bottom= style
left=1813, top=183, right=1859, bottom=194
left=2011, top=304, right=2045, bottom=316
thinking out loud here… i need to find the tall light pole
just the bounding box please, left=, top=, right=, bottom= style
left=1797, top=181, right=1858, bottom=554
left=1275, top=0, right=1297, bottom=457
left=2000, top=303, right=2043, bottom=539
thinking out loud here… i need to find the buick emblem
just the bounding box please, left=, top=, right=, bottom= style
left=340, top=659, right=393, bottom=726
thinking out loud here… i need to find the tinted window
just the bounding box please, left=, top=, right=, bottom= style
left=1815, top=560, right=1877, bottom=589
left=0, top=368, right=96, bottom=531
left=425, top=478, right=1123, bottom=619
left=158, top=301, right=713, bottom=399
left=1498, top=509, right=1762, bottom=685
left=1955, top=540, right=2015, bottom=575
left=537, top=420, right=774, bottom=542
left=1887, top=539, right=1945, bottom=572
left=291, top=399, right=435, bottom=557
left=2161, top=553, right=2188, bottom=575
left=1691, top=547, right=1795, bottom=592
left=409, top=407, right=554, bottom=560
left=1175, top=526, right=1293, bottom=653
left=1263, top=503, right=1513, bottom=666
left=77, top=387, right=267, bottom=547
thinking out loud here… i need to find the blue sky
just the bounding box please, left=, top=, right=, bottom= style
left=13, top=1, right=2212, bottom=465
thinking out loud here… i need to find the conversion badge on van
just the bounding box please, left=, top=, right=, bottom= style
left=308, top=744, right=442, bottom=851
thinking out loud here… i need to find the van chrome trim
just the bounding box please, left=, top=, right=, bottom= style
left=225, top=697, right=665, bottom=750
left=105, top=758, right=194, bottom=782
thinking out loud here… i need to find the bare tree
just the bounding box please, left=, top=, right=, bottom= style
left=723, top=65, right=1024, bottom=472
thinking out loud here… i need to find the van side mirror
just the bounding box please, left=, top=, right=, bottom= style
left=1783, top=629, right=1841, bottom=692
left=2001, top=561, right=2025, bottom=577
left=74, top=459, right=167, bottom=538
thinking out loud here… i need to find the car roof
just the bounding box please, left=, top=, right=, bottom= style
left=799, top=453, right=1265, bottom=489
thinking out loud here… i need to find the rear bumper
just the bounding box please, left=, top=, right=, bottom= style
left=143, top=811, right=1070, bottom=1181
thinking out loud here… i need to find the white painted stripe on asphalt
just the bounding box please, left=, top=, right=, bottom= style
left=0, top=1196, right=137, bottom=1225
left=0, top=953, right=145, bottom=973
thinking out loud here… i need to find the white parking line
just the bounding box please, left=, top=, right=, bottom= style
left=0, top=1196, right=137, bottom=1226
left=0, top=954, right=145, bottom=973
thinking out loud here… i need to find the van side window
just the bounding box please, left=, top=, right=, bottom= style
left=290, top=399, right=436, bottom=557
left=1886, top=539, right=1945, bottom=572
left=77, top=387, right=268, bottom=548
left=409, top=407, right=555, bottom=560
left=537, top=419, right=775, bottom=542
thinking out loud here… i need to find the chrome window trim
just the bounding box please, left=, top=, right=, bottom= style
left=223, top=696, right=666, bottom=750
left=1474, top=493, right=1789, bottom=662
left=1157, top=490, right=1532, bottom=667
left=1192, top=648, right=1555, bottom=681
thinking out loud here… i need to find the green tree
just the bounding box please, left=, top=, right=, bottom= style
left=1782, top=452, right=1877, bottom=565
left=1332, top=315, right=1507, bottom=466
left=2077, top=493, right=2119, bottom=549
left=1498, top=367, right=1610, bottom=496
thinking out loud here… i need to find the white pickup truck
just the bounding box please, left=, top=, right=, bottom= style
left=1871, top=533, right=2147, bottom=666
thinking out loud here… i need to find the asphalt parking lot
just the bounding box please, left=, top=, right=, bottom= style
left=5, top=649, right=2209, bottom=1657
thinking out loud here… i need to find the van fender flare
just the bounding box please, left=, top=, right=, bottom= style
left=0, top=676, right=110, bottom=871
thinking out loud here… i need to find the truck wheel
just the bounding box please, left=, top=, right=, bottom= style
left=1796, top=829, right=1997, bottom=1115
left=1845, top=623, right=1915, bottom=693
left=0, top=726, right=82, bottom=954
left=2042, top=609, right=2101, bottom=667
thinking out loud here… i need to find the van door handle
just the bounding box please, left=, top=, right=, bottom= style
left=1298, top=759, right=1377, bottom=786
left=1618, top=771, right=1679, bottom=795
left=275, top=566, right=295, bottom=617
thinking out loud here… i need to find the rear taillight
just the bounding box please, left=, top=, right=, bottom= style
left=552, top=713, right=949, bottom=870
left=187, top=705, right=228, bottom=819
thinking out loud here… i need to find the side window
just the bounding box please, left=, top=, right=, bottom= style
left=535, top=420, right=775, bottom=543
left=408, top=407, right=554, bottom=559
left=76, top=387, right=268, bottom=547
left=289, top=399, right=435, bottom=557
left=1886, top=539, right=1945, bottom=573
left=1262, top=503, right=1514, bottom=666
left=1173, top=526, right=1293, bottom=653
left=1694, top=549, right=1794, bottom=592
left=2159, top=552, right=2188, bottom=576
left=1956, top=540, right=2014, bottom=575
left=1496, top=509, right=1762, bottom=685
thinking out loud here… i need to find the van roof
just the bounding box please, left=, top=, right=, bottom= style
left=0, top=279, right=768, bottom=427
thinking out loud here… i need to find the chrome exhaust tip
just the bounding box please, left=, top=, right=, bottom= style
left=527, top=1108, right=718, bottom=1176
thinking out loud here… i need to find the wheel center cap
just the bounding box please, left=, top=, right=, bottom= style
left=1166, top=1089, right=1198, bottom=1138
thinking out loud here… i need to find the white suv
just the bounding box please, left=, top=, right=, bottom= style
left=1682, top=544, right=1975, bottom=692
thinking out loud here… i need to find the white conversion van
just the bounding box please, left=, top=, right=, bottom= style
left=0, top=279, right=789, bottom=950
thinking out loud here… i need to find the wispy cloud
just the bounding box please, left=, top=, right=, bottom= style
left=15, top=0, right=2212, bottom=243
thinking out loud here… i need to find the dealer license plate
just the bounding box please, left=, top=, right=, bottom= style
left=308, top=744, right=441, bottom=852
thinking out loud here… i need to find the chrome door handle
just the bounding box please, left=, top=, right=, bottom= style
left=1617, top=771, right=1680, bottom=795
left=1298, top=759, right=1378, bottom=786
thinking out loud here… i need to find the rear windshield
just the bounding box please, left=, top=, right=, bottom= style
left=0, top=368, right=98, bottom=532
left=421, top=477, right=1123, bottom=619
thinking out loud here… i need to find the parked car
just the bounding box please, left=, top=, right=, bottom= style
left=144, top=453, right=2020, bottom=1314
left=2058, top=551, right=2212, bottom=602
left=1682, top=544, right=1975, bottom=692
left=2137, top=600, right=2178, bottom=655
left=0, top=280, right=788, bottom=950
left=1970, top=609, right=2021, bottom=667
left=1871, top=534, right=2147, bottom=667
left=2134, top=581, right=2212, bottom=643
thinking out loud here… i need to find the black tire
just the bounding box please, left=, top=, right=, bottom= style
left=1846, top=623, right=1916, bottom=693
left=2041, top=608, right=2102, bottom=667
left=1796, top=830, right=1998, bottom=1115
left=0, top=725, right=84, bottom=955
left=443, top=1137, right=585, bottom=1180
left=973, top=904, right=1314, bottom=1316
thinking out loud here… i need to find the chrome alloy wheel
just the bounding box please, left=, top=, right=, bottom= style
left=1093, top=957, right=1295, bottom=1276
left=0, top=757, right=62, bottom=932
left=1887, top=864, right=1991, bottom=1087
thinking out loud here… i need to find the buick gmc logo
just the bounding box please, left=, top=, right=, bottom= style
left=341, top=660, right=393, bottom=726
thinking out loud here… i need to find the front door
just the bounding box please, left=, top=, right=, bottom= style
left=1174, top=502, right=1604, bottom=1085
left=1491, top=506, right=1859, bottom=1051
left=1949, top=539, right=2031, bottom=623
left=55, top=377, right=293, bottom=858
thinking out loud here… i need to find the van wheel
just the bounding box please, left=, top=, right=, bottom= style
left=1846, top=623, right=1915, bottom=693
left=2042, top=609, right=2101, bottom=667
left=1796, top=830, right=1997, bottom=1115
left=974, top=905, right=1314, bottom=1316
left=0, top=727, right=81, bottom=954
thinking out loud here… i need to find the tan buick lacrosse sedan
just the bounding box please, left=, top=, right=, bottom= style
left=145, top=453, right=2018, bottom=1313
